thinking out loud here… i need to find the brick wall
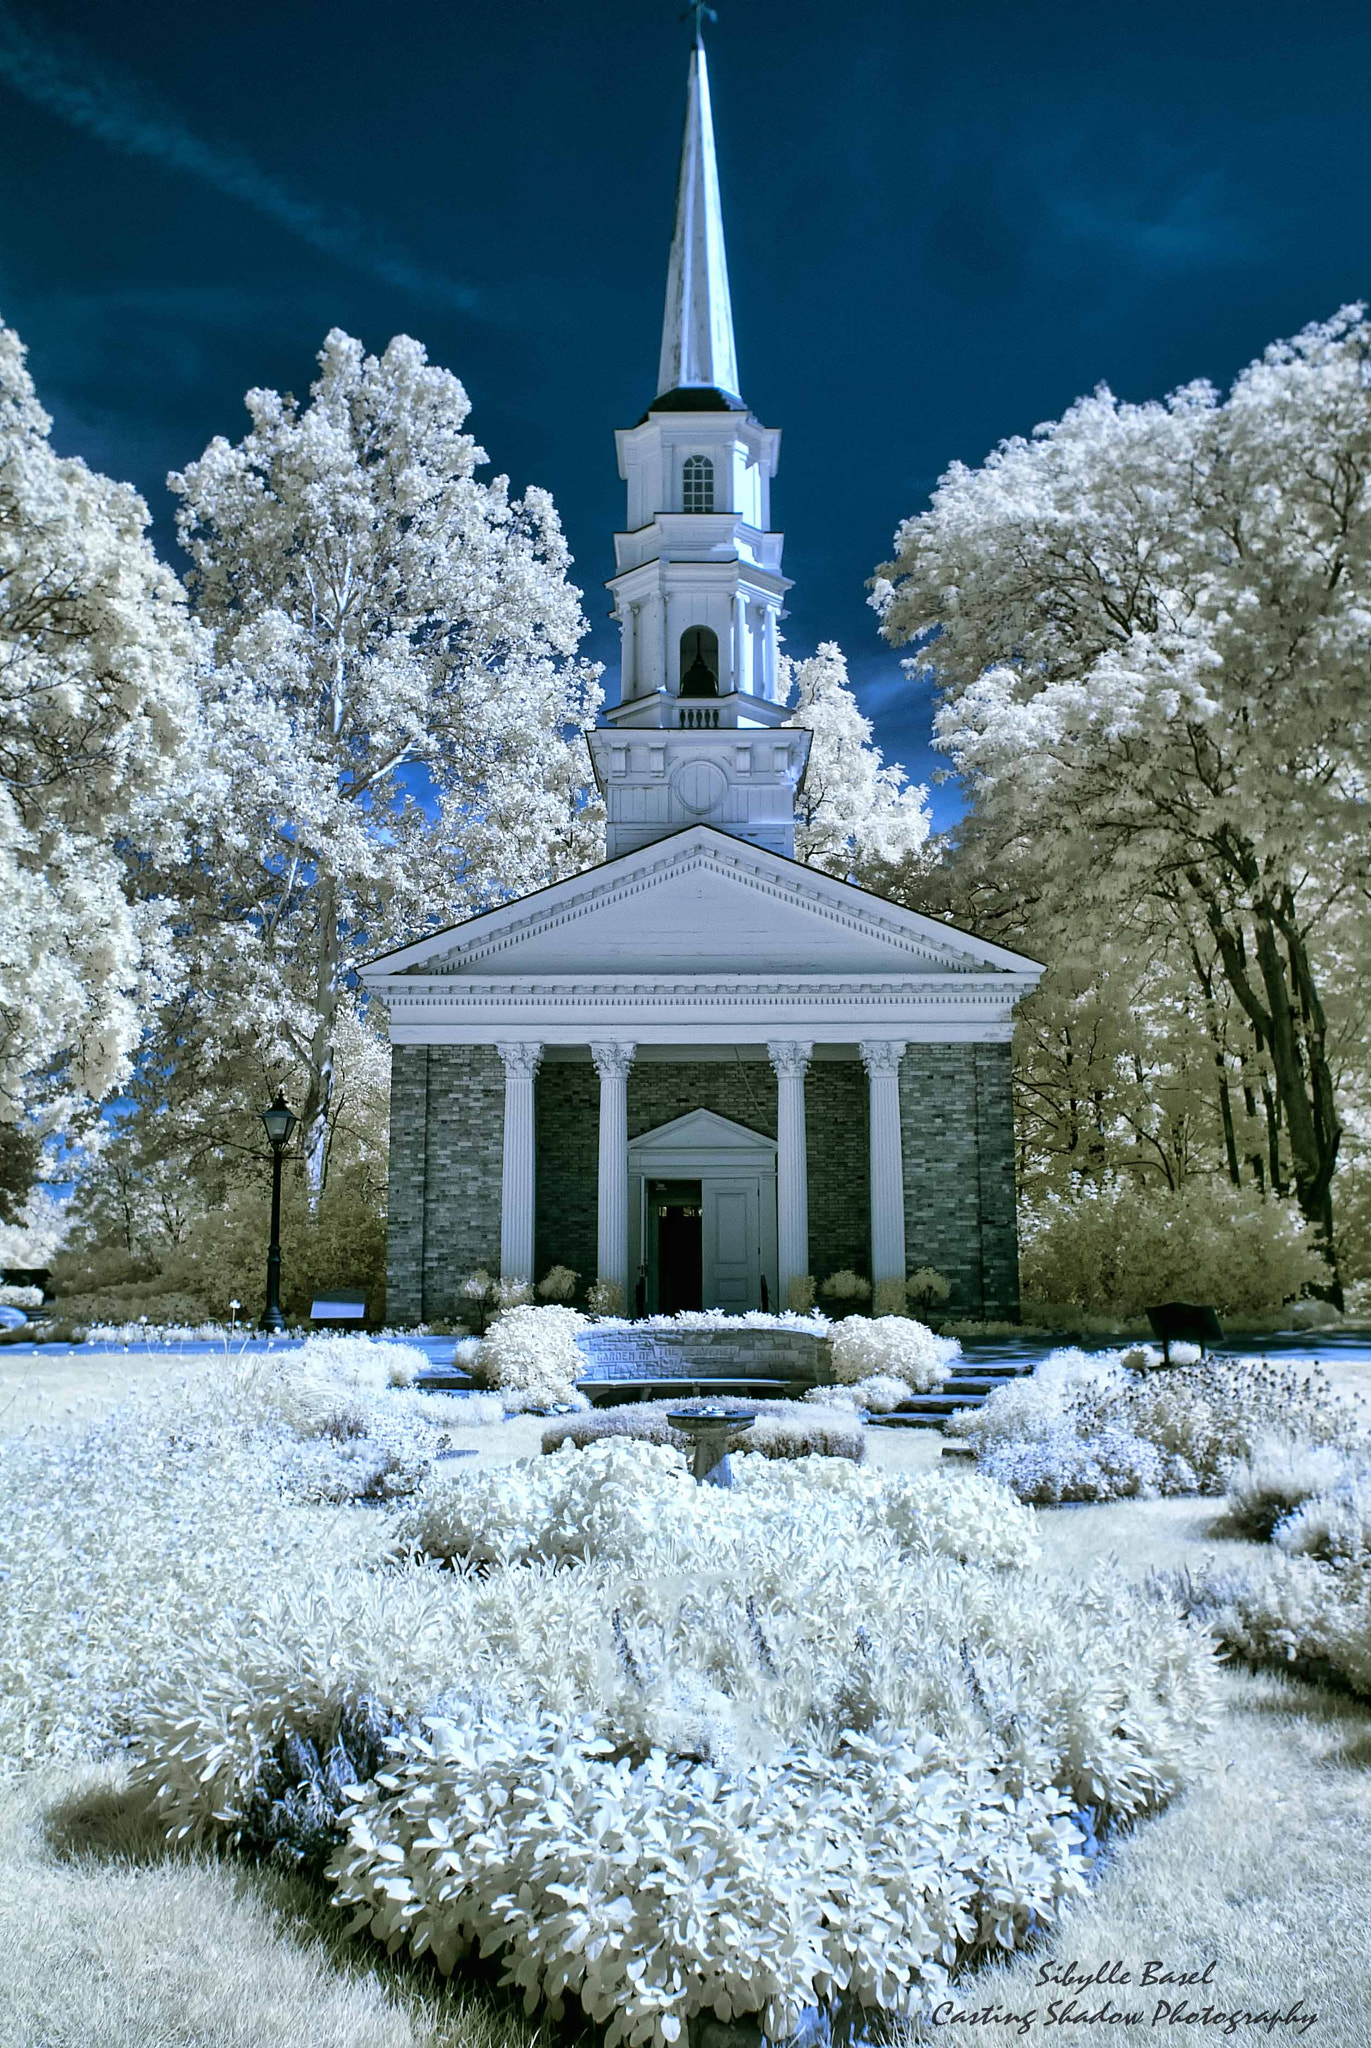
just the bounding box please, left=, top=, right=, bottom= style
left=806, top=1061, right=870, bottom=1284
left=534, top=1064, right=600, bottom=1294
left=627, top=1060, right=777, bottom=1141
left=898, top=1042, right=1020, bottom=1320
left=974, top=1042, right=1020, bottom=1319
left=385, top=1044, right=504, bottom=1324
left=386, top=1045, right=429, bottom=1326
left=422, top=1045, right=504, bottom=1319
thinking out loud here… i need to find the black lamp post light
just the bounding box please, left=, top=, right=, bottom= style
left=260, top=1089, right=298, bottom=1332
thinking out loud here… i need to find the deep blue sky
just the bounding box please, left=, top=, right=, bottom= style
left=2, top=0, right=1368, bottom=828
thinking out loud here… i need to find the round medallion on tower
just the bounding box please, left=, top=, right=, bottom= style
left=671, top=758, right=729, bottom=818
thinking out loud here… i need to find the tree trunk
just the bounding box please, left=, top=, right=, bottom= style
left=300, top=875, right=341, bottom=1208
left=1191, top=873, right=1343, bottom=1303
left=1189, top=943, right=1242, bottom=1187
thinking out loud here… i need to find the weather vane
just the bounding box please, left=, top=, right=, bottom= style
left=681, top=0, right=718, bottom=42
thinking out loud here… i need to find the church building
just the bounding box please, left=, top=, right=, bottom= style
left=363, top=37, right=1043, bottom=1326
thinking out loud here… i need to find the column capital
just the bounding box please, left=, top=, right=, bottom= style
left=859, top=1039, right=907, bottom=1078
left=590, top=1041, right=636, bottom=1081
left=497, top=1041, right=543, bottom=1080
left=767, top=1039, right=814, bottom=1078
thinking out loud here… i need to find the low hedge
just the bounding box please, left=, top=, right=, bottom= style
left=541, top=1395, right=865, bottom=1463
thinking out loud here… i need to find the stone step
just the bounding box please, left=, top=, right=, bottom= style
left=415, top=1369, right=478, bottom=1393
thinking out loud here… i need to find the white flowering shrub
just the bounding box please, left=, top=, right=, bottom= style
left=594, top=1308, right=828, bottom=1335
left=840, top=1372, right=914, bottom=1414
left=0, top=1371, right=360, bottom=1767
left=829, top=1315, right=955, bottom=1392
left=416, top=1388, right=505, bottom=1429
left=956, top=1349, right=1369, bottom=1503
left=396, top=1437, right=1040, bottom=1575
left=978, top=1425, right=1184, bottom=1505
left=1116, top=1357, right=1365, bottom=1487
left=246, top=1339, right=449, bottom=1501
left=0, top=1283, right=42, bottom=1309
left=129, top=1438, right=1214, bottom=2046
left=471, top=1304, right=591, bottom=1411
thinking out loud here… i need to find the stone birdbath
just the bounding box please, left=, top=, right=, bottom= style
left=666, top=1406, right=756, bottom=1488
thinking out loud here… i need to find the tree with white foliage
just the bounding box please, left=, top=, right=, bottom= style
left=873, top=307, right=1371, bottom=1295
left=158, top=329, right=603, bottom=1194
left=782, top=642, right=930, bottom=881
left=0, top=317, right=200, bottom=1137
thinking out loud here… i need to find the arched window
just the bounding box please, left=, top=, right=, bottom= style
left=678, top=626, right=719, bottom=697
left=682, top=454, right=715, bottom=513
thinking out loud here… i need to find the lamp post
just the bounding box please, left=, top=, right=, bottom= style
left=259, top=1089, right=298, bottom=1333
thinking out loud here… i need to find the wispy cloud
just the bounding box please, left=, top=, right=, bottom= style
left=0, top=3, right=480, bottom=313
left=1051, top=164, right=1265, bottom=271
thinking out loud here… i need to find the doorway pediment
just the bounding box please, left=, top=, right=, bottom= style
left=629, top=1107, right=776, bottom=1170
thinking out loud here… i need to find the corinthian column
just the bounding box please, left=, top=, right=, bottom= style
left=591, top=1042, right=636, bottom=1305
left=860, top=1041, right=908, bottom=1288
left=768, top=1041, right=813, bottom=1308
left=497, top=1042, right=542, bottom=1283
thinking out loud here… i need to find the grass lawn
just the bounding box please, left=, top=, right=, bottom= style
left=0, top=1342, right=214, bottom=1438
left=7, top=1352, right=1369, bottom=2046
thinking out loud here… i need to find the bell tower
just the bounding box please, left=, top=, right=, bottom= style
left=588, top=28, right=809, bottom=860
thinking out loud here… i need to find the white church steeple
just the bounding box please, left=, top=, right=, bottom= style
left=589, top=29, right=808, bottom=860
left=657, top=38, right=740, bottom=403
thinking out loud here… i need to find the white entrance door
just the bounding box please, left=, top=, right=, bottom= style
left=704, top=1177, right=761, bottom=1311
left=627, top=1108, right=778, bottom=1314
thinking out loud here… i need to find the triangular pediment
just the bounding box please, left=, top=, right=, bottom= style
left=629, top=1108, right=776, bottom=1159
left=365, top=828, right=1039, bottom=982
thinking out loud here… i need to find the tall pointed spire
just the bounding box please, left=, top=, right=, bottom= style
left=656, top=38, right=741, bottom=402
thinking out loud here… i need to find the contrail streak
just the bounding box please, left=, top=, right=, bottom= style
left=0, top=4, right=480, bottom=314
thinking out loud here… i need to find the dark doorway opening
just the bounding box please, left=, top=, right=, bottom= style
left=649, top=1179, right=703, bottom=1314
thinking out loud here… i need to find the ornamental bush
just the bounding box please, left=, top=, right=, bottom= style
left=1020, top=1174, right=1329, bottom=1319
left=1275, top=1478, right=1371, bottom=1565
left=833, top=1372, right=914, bottom=1414
left=829, top=1314, right=955, bottom=1391
left=955, top=1348, right=1367, bottom=1503
left=541, top=1397, right=865, bottom=1464
left=130, top=1438, right=1215, bottom=2047
left=1170, top=1553, right=1371, bottom=1697
left=821, top=1269, right=871, bottom=1305
left=395, top=1437, right=1040, bottom=1575
left=470, top=1304, right=591, bottom=1411
left=1221, top=1439, right=1360, bottom=1541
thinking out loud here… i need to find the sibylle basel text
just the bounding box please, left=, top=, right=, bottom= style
left=926, top=1957, right=1318, bottom=2036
